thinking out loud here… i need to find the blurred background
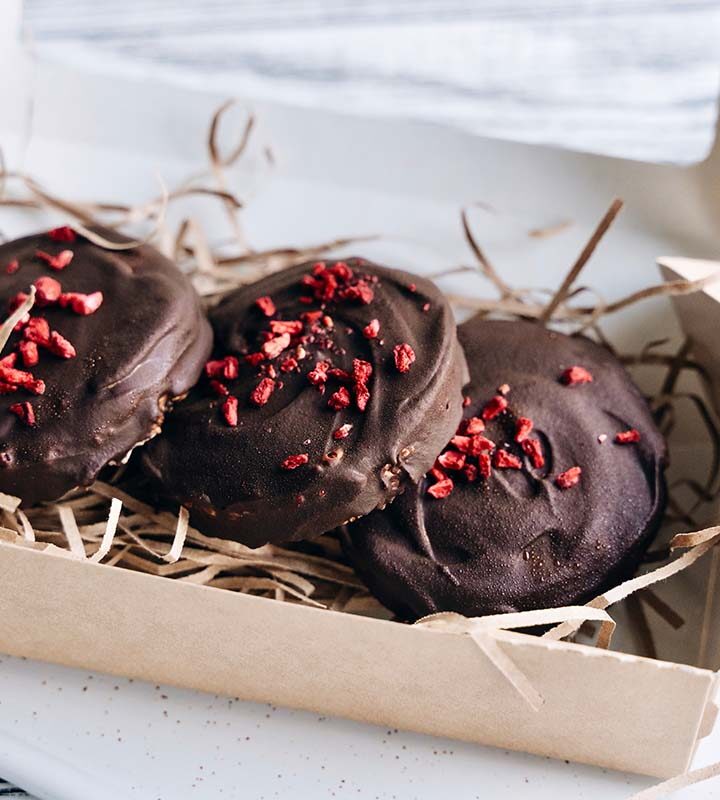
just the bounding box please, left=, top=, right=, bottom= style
left=22, top=0, right=720, bottom=163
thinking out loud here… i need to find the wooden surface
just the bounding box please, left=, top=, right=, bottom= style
left=22, top=0, right=720, bottom=164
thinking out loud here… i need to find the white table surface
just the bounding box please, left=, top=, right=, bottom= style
left=2, top=2, right=720, bottom=798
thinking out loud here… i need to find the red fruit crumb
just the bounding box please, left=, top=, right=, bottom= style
left=407, top=283, right=417, bottom=293
left=333, top=423, right=353, bottom=440
left=255, top=296, right=276, bottom=317
left=47, top=331, right=76, bottom=359
left=308, top=361, right=330, bottom=386
left=5, top=260, right=19, bottom=275
left=328, top=367, right=351, bottom=382
left=9, top=401, right=35, bottom=426
left=280, top=357, right=298, bottom=373
left=463, top=463, right=478, bottom=482
left=354, top=381, right=370, bottom=411
left=270, top=319, right=303, bottom=336
left=281, top=453, right=309, bottom=470
left=262, top=333, right=291, bottom=359
left=393, top=343, right=415, bottom=373
left=615, top=428, right=641, bottom=444
left=339, top=280, right=374, bottom=305
left=19, top=341, right=39, bottom=367
left=363, top=319, right=380, bottom=339
left=450, top=435, right=471, bottom=453
left=468, top=434, right=495, bottom=455
left=0, top=353, right=17, bottom=368
left=0, top=383, right=17, bottom=395
left=328, top=386, right=351, bottom=410
left=312, top=262, right=326, bottom=275
left=478, top=452, right=492, bottom=478
left=422, top=302, right=430, bottom=312
left=250, top=377, right=276, bottom=406
left=205, top=356, right=239, bottom=380
left=58, top=291, right=104, bottom=315
left=438, top=450, right=466, bottom=471
left=482, top=395, right=508, bottom=420
left=34, top=276, right=62, bottom=306
left=515, top=416, right=534, bottom=442
left=301, top=310, right=324, bottom=325
left=462, top=395, right=472, bottom=408
left=8, top=292, right=29, bottom=313
left=48, top=226, right=76, bottom=243
left=427, top=478, right=454, bottom=499
left=221, top=396, right=238, bottom=427
left=352, top=358, right=373, bottom=385
left=493, top=449, right=522, bottom=469
left=461, top=416, right=485, bottom=435
left=210, top=380, right=229, bottom=396
left=23, top=317, right=50, bottom=345
left=329, top=261, right=353, bottom=282
left=429, top=464, right=447, bottom=482
left=244, top=352, right=265, bottom=367
left=556, top=466, right=582, bottom=489
left=522, top=438, right=545, bottom=469
left=561, top=366, right=593, bottom=386
left=498, top=383, right=511, bottom=396
left=36, top=249, right=74, bottom=271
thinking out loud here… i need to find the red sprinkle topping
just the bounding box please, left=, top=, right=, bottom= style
left=255, top=296, right=276, bottom=317
left=34, top=276, right=63, bottom=307
left=329, top=261, right=354, bottom=282
left=308, top=361, right=330, bottom=386
left=221, top=396, right=238, bottom=427
left=354, top=381, right=370, bottom=411
left=48, top=226, right=76, bottom=243
left=5, top=260, right=19, bottom=275
left=262, top=332, right=291, bottom=359
left=438, top=450, right=466, bottom=471
left=36, top=249, right=74, bottom=271
left=522, top=438, right=545, bottom=469
left=9, top=401, right=35, bottom=426
left=407, top=283, right=417, bottom=293
left=450, top=434, right=471, bottom=453
left=23, top=317, right=50, bottom=345
left=210, top=380, right=229, bottom=396
left=205, top=356, right=239, bottom=381
left=556, top=466, right=582, bottom=489
left=328, top=386, right=351, bottom=410
left=333, top=423, right=353, bottom=440
left=468, top=434, right=496, bottom=455
left=427, top=478, right=454, bottom=499
left=339, top=280, right=374, bottom=305
left=47, top=331, right=76, bottom=359
left=363, top=319, right=380, bottom=339
left=478, top=453, right=492, bottom=479
left=0, top=383, right=17, bottom=395
left=270, top=319, right=303, bottom=336
left=462, top=395, right=472, bottom=408
left=463, top=463, right=478, bottom=482
left=250, top=377, right=276, bottom=406
left=615, top=428, right=641, bottom=444
left=281, top=453, right=309, bottom=470
left=0, top=353, right=16, bottom=367
left=19, top=341, right=39, bottom=367
left=561, top=366, right=593, bottom=386
left=352, top=358, right=373, bottom=385
left=280, top=356, right=298, bottom=373
left=393, top=343, right=415, bottom=374
left=244, top=352, right=265, bottom=367
left=58, top=291, right=104, bottom=315
left=461, top=416, right=485, bottom=435
left=482, top=395, right=508, bottom=421
left=493, top=449, right=522, bottom=469
left=514, top=416, right=534, bottom=442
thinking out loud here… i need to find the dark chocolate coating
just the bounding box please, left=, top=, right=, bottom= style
left=144, top=258, right=467, bottom=547
left=0, top=230, right=212, bottom=504
left=341, top=318, right=667, bottom=620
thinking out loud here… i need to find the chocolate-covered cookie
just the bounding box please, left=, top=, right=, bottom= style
left=341, top=317, right=667, bottom=620
left=144, top=258, right=467, bottom=547
left=0, top=227, right=212, bottom=504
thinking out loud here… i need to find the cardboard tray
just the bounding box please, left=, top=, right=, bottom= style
left=0, top=23, right=719, bottom=780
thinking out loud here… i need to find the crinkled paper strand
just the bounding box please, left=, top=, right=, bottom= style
left=626, top=760, right=720, bottom=799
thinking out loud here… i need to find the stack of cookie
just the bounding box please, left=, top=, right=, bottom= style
left=0, top=232, right=667, bottom=621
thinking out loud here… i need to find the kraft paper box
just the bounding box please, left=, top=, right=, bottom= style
left=0, top=26, right=719, bottom=780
